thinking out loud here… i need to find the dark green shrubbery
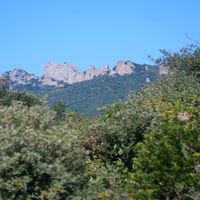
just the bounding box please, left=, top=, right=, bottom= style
left=130, top=76, right=200, bottom=199
left=0, top=78, right=42, bottom=107
left=133, top=110, right=200, bottom=199
left=0, top=103, right=87, bottom=200
left=84, top=74, right=200, bottom=199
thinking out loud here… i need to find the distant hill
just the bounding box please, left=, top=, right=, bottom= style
left=1, top=60, right=164, bottom=87
left=11, top=63, right=159, bottom=115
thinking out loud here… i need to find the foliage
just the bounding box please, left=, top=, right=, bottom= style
left=0, top=77, right=9, bottom=95
left=0, top=103, right=87, bottom=200
left=82, top=46, right=200, bottom=199
left=132, top=88, right=200, bottom=199
left=157, top=44, right=200, bottom=77
left=53, top=101, right=67, bottom=121
left=92, top=95, right=152, bottom=171
left=1, top=91, right=43, bottom=107
left=90, top=74, right=194, bottom=170
left=0, top=77, right=42, bottom=107
left=83, top=159, right=129, bottom=200
left=84, top=74, right=200, bottom=199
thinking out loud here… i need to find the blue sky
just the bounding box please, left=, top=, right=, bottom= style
left=0, top=0, right=200, bottom=75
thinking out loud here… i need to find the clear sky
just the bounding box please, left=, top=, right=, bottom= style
left=0, top=0, right=200, bottom=75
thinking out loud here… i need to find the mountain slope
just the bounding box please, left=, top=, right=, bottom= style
left=15, top=64, right=159, bottom=115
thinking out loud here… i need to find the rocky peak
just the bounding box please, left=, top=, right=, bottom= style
left=114, top=60, right=135, bottom=75
left=96, top=65, right=110, bottom=76
left=84, top=64, right=110, bottom=80
left=1, top=60, right=142, bottom=87
left=3, top=68, right=38, bottom=85
left=6, top=68, right=28, bottom=79
left=44, top=62, right=79, bottom=84
left=84, top=65, right=96, bottom=80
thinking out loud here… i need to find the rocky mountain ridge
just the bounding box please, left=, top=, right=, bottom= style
left=1, top=60, right=150, bottom=87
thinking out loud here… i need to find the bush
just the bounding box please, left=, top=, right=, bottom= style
left=131, top=79, right=200, bottom=199
left=91, top=74, right=197, bottom=171
left=157, top=44, right=200, bottom=77
left=85, top=74, right=200, bottom=199
left=0, top=77, right=43, bottom=107
left=0, top=103, right=87, bottom=200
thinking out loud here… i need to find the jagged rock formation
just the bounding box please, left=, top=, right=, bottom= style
left=2, top=68, right=40, bottom=88
left=41, top=60, right=136, bottom=85
left=1, top=60, right=158, bottom=87
left=113, top=60, right=135, bottom=75
left=84, top=65, right=110, bottom=80
left=43, top=62, right=79, bottom=84
left=3, top=68, right=38, bottom=84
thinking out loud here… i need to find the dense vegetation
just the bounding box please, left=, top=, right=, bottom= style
left=0, top=45, right=200, bottom=199
left=15, top=64, right=158, bottom=116
left=0, top=78, right=42, bottom=107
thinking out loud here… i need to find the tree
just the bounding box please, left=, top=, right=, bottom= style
left=0, top=77, right=43, bottom=107
left=0, top=77, right=8, bottom=96
left=157, top=44, right=200, bottom=77
left=0, top=103, right=87, bottom=199
left=131, top=79, right=200, bottom=199
left=53, top=100, right=67, bottom=120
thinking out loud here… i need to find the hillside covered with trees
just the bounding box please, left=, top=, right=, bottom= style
left=0, top=44, right=200, bottom=199
left=14, top=63, right=158, bottom=116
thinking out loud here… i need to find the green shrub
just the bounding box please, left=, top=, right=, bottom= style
left=91, top=75, right=196, bottom=171
left=0, top=77, right=43, bottom=107
left=157, top=44, right=200, bottom=77
left=0, top=103, right=87, bottom=200
left=131, top=82, right=200, bottom=199
left=84, top=74, right=200, bottom=199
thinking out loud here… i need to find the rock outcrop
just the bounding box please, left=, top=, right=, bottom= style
left=113, top=60, right=135, bottom=75
left=1, top=60, right=160, bottom=87
left=2, top=68, right=39, bottom=88
left=43, top=62, right=79, bottom=84
left=41, top=60, right=135, bottom=85
left=83, top=64, right=110, bottom=80
left=3, top=68, right=38, bottom=84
